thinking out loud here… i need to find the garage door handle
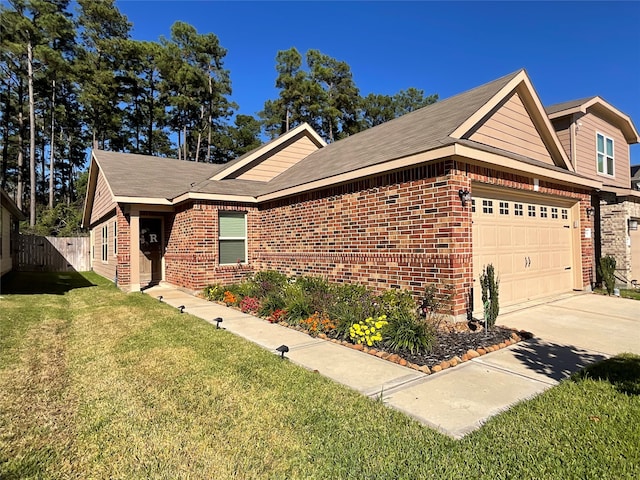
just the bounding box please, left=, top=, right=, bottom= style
left=565, top=266, right=571, bottom=270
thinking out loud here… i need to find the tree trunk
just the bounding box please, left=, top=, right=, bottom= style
left=1, top=81, right=10, bottom=190
left=207, top=74, right=212, bottom=162
left=49, top=79, right=55, bottom=208
left=195, top=105, right=203, bottom=162
left=27, top=39, right=36, bottom=226
left=177, top=128, right=182, bottom=161
left=17, top=109, right=24, bottom=210
left=183, top=125, right=187, bottom=160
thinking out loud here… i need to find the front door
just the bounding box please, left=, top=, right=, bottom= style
left=140, top=218, right=162, bottom=288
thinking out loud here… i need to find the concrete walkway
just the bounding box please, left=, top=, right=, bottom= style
left=144, top=285, right=639, bottom=439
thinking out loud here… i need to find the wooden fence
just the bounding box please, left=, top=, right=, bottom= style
left=14, top=234, right=90, bottom=272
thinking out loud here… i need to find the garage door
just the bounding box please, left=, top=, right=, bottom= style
left=472, top=188, right=575, bottom=315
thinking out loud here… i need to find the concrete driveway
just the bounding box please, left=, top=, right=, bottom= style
left=384, top=293, right=639, bottom=438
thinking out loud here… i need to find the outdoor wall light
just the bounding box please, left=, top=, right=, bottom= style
left=458, top=189, right=471, bottom=207
left=158, top=295, right=163, bottom=302
left=276, top=344, right=289, bottom=359
left=214, top=317, right=223, bottom=329
left=586, top=206, right=595, bottom=218
left=178, top=305, right=185, bottom=314
left=629, top=219, right=639, bottom=231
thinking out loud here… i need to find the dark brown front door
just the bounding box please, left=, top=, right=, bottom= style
left=140, top=218, right=162, bottom=287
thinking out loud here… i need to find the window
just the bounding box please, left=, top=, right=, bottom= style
left=113, top=221, right=117, bottom=256
left=471, top=199, right=475, bottom=213
left=528, top=205, right=536, bottom=217
left=482, top=200, right=493, bottom=214
left=540, top=206, right=548, bottom=218
left=551, top=207, right=558, bottom=219
left=596, top=133, right=614, bottom=176
left=499, top=201, right=509, bottom=215
left=514, top=203, right=523, bottom=216
left=561, top=209, right=568, bottom=220
left=101, top=225, right=108, bottom=262
left=219, top=211, right=247, bottom=264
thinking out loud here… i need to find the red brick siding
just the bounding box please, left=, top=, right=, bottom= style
left=257, top=160, right=473, bottom=316
left=164, top=201, right=259, bottom=290
left=116, top=205, right=131, bottom=287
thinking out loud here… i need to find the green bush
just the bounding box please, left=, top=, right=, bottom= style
left=257, top=293, right=286, bottom=317
left=251, top=270, right=288, bottom=298
left=282, top=282, right=313, bottom=324
left=598, top=255, right=617, bottom=295
left=378, top=288, right=417, bottom=322
left=203, top=284, right=225, bottom=301
left=384, top=311, right=435, bottom=354
left=295, top=275, right=332, bottom=313
left=328, top=283, right=377, bottom=339
left=480, top=264, right=500, bottom=328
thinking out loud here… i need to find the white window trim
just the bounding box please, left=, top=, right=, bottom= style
left=596, top=131, right=615, bottom=177
left=113, top=221, right=117, bottom=256
left=101, top=225, right=108, bottom=263
left=218, top=211, right=248, bottom=265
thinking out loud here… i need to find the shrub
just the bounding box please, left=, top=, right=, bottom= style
left=203, top=284, right=225, bottom=302
left=350, top=315, right=388, bottom=347
left=598, top=255, right=617, bottom=295
left=384, top=312, right=435, bottom=354
left=252, top=270, right=288, bottom=298
left=418, top=284, right=454, bottom=329
left=240, top=296, right=260, bottom=314
left=328, top=283, right=377, bottom=339
left=378, top=288, right=417, bottom=322
left=282, top=282, right=313, bottom=324
left=296, top=275, right=332, bottom=313
left=257, top=293, right=285, bottom=317
left=301, top=312, right=337, bottom=336
left=480, top=264, right=500, bottom=328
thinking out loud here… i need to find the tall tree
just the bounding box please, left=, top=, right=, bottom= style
left=76, top=0, right=130, bottom=150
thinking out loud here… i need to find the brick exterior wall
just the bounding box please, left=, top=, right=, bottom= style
left=600, top=193, right=640, bottom=287
left=164, top=201, right=259, bottom=290
left=115, top=205, right=130, bottom=287
left=108, top=160, right=594, bottom=318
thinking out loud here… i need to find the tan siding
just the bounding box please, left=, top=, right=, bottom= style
left=91, top=215, right=117, bottom=282
left=469, top=92, right=554, bottom=165
left=238, top=136, right=319, bottom=181
left=90, top=169, right=116, bottom=224
left=1, top=204, right=12, bottom=275
left=573, top=112, right=630, bottom=187
left=550, top=117, right=572, bottom=163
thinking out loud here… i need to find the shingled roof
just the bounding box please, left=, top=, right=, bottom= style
left=93, top=150, right=223, bottom=199
left=545, top=97, right=597, bottom=115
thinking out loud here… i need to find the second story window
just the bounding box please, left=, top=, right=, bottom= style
left=596, top=132, right=614, bottom=176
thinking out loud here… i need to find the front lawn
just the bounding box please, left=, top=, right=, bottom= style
left=1, top=272, right=639, bottom=479
left=593, top=287, right=640, bottom=301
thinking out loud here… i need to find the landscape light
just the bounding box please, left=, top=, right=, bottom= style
left=276, top=344, right=289, bottom=359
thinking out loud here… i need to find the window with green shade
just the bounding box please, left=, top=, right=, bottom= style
left=596, top=132, right=614, bottom=176
left=219, top=211, right=247, bottom=264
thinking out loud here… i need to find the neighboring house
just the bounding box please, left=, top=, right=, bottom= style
left=547, top=98, right=640, bottom=286
left=83, top=69, right=601, bottom=320
left=1, top=188, right=26, bottom=277
left=632, top=165, right=640, bottom=191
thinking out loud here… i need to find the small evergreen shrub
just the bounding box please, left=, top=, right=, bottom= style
left=378, top=288, right=416, bottom=321
left=598, top=255, right=617, bottom=295
left=282, top=282, right=313, bottom=324
left=480, top=264, right=500, bottom=328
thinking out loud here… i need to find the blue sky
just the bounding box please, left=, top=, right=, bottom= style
left=115, top=0, right=640, bottom=165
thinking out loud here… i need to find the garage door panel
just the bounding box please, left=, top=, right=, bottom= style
left=473, top=189, right=575, bottom=316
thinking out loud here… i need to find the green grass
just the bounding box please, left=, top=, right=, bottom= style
left=1, top=272, right=639, bottom=479
left=593, top=287, right=640, bottom=300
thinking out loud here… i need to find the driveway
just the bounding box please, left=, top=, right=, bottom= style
left=383, top=293, right=639, bottom=438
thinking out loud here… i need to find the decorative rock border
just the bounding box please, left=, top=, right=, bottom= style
left=209, top=300, right=533, bottom=376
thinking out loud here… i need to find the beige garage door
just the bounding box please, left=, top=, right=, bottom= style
left=472, top=188, right=575, bottom=315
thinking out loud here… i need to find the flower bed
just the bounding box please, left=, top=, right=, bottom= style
left=203, top=271, right=532, bottom=375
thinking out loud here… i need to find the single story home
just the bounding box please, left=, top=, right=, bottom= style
left=1, top=188, right=26, bottom=277
left=84, top=69, right=638, bottom=320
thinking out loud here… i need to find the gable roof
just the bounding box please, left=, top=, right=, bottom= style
left=84, top=69, right=601, bottom=219
left=1, top=188, right=26, bottom=221
left=632, top=165, right=640, bottom=181
left=546, top=96, right=640, bottom=144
